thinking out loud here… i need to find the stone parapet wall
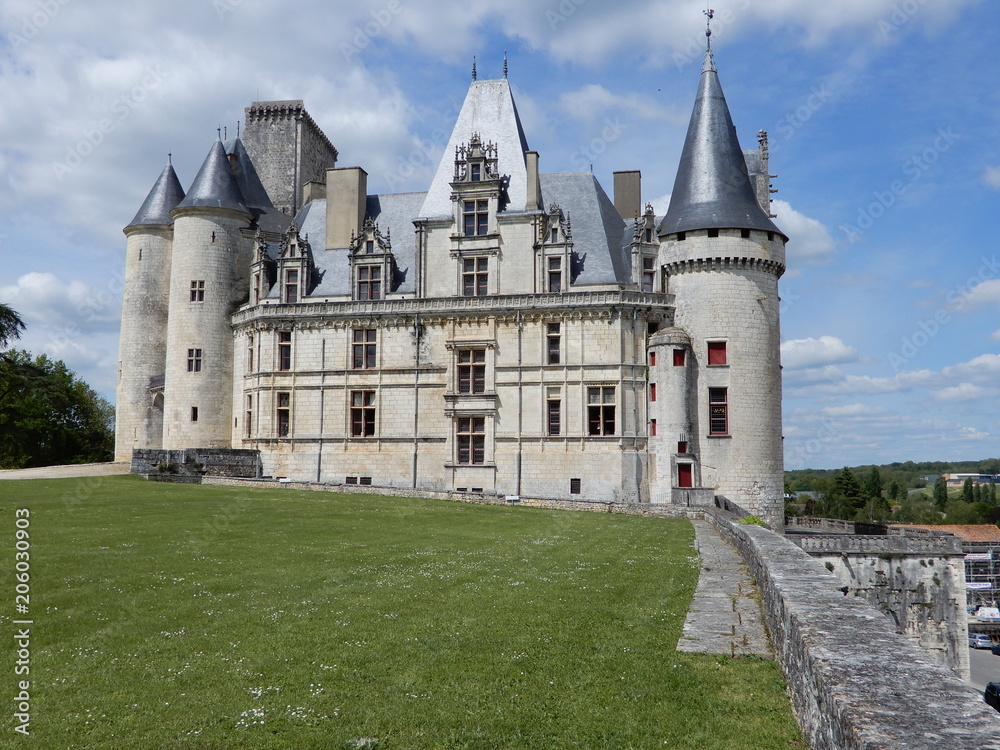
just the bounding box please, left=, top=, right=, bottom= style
left=792, top=534, right=962, bottom=555
left=706, top=508, right=1000, bottom=750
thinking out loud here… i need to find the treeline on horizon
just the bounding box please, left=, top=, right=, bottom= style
left=786, top=459, right=1000, bottom=525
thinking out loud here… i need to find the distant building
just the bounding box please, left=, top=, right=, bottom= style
left=114, top=50, right=789, bottom=525
left=944, top=473, right=998, bottom=487
left=906, top=524, right=1000, bottom=608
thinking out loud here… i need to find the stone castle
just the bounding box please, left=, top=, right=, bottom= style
left=114, top=49, right=788, bottom=526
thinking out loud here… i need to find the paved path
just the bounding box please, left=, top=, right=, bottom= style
left=0, top=462, right=131, bottom=480
left=677, top=519, right=772, bottom=658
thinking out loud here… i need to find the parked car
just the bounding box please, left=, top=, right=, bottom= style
left=991, top=643, right=1000, bottom=656
left=985, top=682, right=1000, bottom=712
left=970, top=633, right=993, bottom=649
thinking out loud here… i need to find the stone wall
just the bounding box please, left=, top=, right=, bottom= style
left=708, top=509, right=1000, bottom=750
left=132, top=448, right=261, bottom=478
left=792, top=534, right=968, bottom=677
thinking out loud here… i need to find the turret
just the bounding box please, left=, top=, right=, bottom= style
left=115, top=160, right=184, bottom=461
left=161, top=138, right=254, bottom=449
left=650, top=48, right=787, bottom=528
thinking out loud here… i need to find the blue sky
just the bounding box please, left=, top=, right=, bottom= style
left=0, top=0, right=997, bottom=470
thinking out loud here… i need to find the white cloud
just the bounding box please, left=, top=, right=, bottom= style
left=960, top=279, right=1000, bottom=310
left=933, top=383, right=999, bottom=402
left=558, top=84, right=681, bottom=125
left=0, top=272, right=121, bottom=332
left=771, top=200, right=836, bottom=264
left=983, top=166, right=1000, bottom=189
left=781, top=335, right=859, bottom=369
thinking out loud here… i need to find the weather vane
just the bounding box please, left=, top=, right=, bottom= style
left=704, top=7, right=714, bottom=50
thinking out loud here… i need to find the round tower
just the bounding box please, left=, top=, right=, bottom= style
left=162, top=139, right=253, bottom=449
left=114, top=161, right=185, bottom=461
left=651, top=49, right=787, bottom=528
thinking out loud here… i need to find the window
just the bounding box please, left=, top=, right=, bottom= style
left=547, top=399, right=561, bottom=436
left=357, top=266, right=382, bottom=300
left=548, top=257, right=562, bottom=293
left=708, top=341, right=727, bottom=366
left=673, top=349, right=685, bottom=367
left=470, top=163, right=481, bottom=182
left=277, top=392, right=290, bottom=437
left=245, top=395, right=252, bottom=438
left=649, top=351, right=656, bottom=367
left=677, top=232, right=686, bottom=242
left=740, top=228, right=751, bottom=239
left=677, top=441, right=688, bottom=454
left=463, top=199, right=489, bottom=236
left=550, top=227, right=558, bottom=243
left=278, top=331, right=292, bottom=371
left=642, top=257, right=656, bottom=292
left=707, top=228, right=719, bottom=238
left=352, top=329, right=377, bottom=369
left=570, top=478, right=581, bottom=494
left=350, top=391, right=376, bottom=437
left=546, top=323, right=560, bottom=364
left=191, top=406, right=198, bottom=422
left=365, top=240, right=374, bottom=254
left=650, top=383, right=656, bottom=402
left=462, top=257, right=488, bottom=297
left=247, top=335, right=254, bottom=373
left=678, top=463, right=693, bottom=488
left=650, top=418, right=657, bottom=436
left=644, top=227, right=652, bottom=243
left=284, top=269, right=299, bottom=303
left=187, top=348, right=202, bottom=373
left=709, top=387, right=728, bottom=435
left=587, top=386, right=616, bottom=436
left=457, top=416, right=485, bottom=464
left=189, top=280, right=204, bottom=302
left=457, top=349, right=486, bottom=394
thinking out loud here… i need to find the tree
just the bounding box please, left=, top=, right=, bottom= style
left=0, top=303, right=25, bottom=350
left=992, top=483, right=998, bottom=505
left=861, top=466, right=883, bottom=500
left=963, top=478, right=975, bottom=503
left=0, top=350, right=114, bottom=468
left=933, top=476, right=949, bottom=510
left=975, top=483, right=984, bottom=503
left=887, top=479, right=903, bottom=502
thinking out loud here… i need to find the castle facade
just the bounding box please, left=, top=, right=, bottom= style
left=115, top=51, right=788, bottom=526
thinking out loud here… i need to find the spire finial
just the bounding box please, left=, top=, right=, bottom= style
left=216, top=125, right=222, bottom=141
left=704, top=7, right=714, bottom=50
left=503, top=50, right=508, bottom=79
left=167, top=152, right=172, bottom=165
left=472, top=56, right=477, bottom=82
left=237, top=120, right=241, bottom=138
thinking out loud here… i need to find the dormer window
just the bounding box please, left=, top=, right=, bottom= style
left=349, top=217, right=397, bottom=301
left=275, top=222, right=312, bottom=305
left=464, top=200, right=489, bottom=236
left=471, top=163, right=481, bottom=182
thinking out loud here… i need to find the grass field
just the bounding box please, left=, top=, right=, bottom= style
left=0, top=476, right=802, bottom=749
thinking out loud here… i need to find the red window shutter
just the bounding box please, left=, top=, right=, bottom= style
left=708, top=341, right=727, bottom=366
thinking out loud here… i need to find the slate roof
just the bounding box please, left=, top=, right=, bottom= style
left=658, top=50, right=785, bottom=239
left=126, top=162, right=185, bottom=228
left=294, top=192, right=426, bottom=298
left=420, top=78, right=530, bottom=218
left=175, top=139, right=249, bottom=214
left=538, top=172, right=630, bottom=286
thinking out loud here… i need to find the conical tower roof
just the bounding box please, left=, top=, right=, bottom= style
left=658, top=51, right=784, bottom=239
left=126, top=161, right=185, bottom=228
left=223, top=137, right=273, bottom=212
left=175, top=138, right=249, bottom=214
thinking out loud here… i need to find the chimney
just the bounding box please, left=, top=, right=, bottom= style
left=613, top=170, right=641, bottom=221
left=326, top=167, right=367, bottom=249
left=525, top=151, right=541, bottom=211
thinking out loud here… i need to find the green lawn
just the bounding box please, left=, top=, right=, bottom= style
left=0, top=476, right=801, bottom=749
